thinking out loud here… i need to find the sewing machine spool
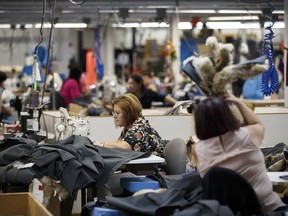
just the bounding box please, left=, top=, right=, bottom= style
left=29, top=91, right=39, bottom=108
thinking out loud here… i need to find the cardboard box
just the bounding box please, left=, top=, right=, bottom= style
left=0, top=192, right=53, bottom=216
left=68, top=103, right=86, bottom=115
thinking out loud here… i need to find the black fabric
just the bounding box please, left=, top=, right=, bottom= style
left=0, top=136, right=37, bottom=165
left=72, top=95, right=93, bottom=107
left=202, top=167, right=263, bottom=216
left=106, top=172, right=203, bottom=216
left=48, top=91, right=68, bottom=110
left=147, top=172, right=193, bottom=189
left=87, top=107, right=106, bottom=116
left=0, top=135, right=149, bottom=200
left=139, top=89, right=166, bottom=109
left=171, top=200, right=234, bottom=216
left=0, top=166, right=38, bottom=185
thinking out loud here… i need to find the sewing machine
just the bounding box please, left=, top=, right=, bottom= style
left=55, top=107, right=90, bottom=140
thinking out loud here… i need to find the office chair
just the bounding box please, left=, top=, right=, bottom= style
left=164, top=138, right=187, bottom=175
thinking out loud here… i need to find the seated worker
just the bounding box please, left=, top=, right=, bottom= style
left=60, top=65, right=88, bottom=107
left=193, top=95, right=287, bottom=214
left=94, top=93, right=186, bottom=201
left=96, top=93, right=167, bottom=157
left=141, top=69, right=166, bottom=95
left=0, top=71, right=12, bottom=121
left=127, top=74, right=177, bottom=109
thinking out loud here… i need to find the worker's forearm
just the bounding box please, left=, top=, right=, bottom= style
left=97, top=140, right=132, bottom=150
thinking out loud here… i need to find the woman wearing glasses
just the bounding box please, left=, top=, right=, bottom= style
left=94, top=93, right=187, bottom=202
left=98, top=93, right=166, bottom=157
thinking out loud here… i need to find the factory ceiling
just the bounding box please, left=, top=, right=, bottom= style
left=0, top=0, right=284, bottom=27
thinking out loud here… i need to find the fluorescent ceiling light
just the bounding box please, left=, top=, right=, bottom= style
left=99, top=10, right=118, bottom=13
left=204, top=22, right=285, bottom=29
left=274, top=10, right=284, bottom=14
left=112, top=22, right=169, bottom=28
left=62, top=10, right=74, bottom=14
left=208, top=16, right=259, bottom=21
left=24, top=24, right=33, bottom=28
left=0, top=24, right=11, bottom=28
left=129, top=9, right=155, bottom=13
left=112, top=23, right=140, bottom=28
left=141, top=22, right=169, bottom=28
left=271, top=21, right=285, bottom=29
left=35, top=23, right=87, bottom=28
left=177, top=10, right=216, bottom=14
left=159, top=22, right=170, bottom=28
left=55, top=23, right=87, bottom=28
left=178, top=22, right=192, bottom=30
left=218, top=10, right=262, bottom=14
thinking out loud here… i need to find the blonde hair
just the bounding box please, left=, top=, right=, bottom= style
left=111, top=93, right=142, bottom=128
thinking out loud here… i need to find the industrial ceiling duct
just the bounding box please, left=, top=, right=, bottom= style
left=156, top=8, right=166, bottom=22
left=119, top=8, right=129, bottom=21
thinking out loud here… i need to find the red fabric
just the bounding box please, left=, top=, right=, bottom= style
left=86, top=49, right=96, bottom=85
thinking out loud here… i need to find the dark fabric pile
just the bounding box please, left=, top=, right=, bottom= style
left=0, top=135, right=149, bottom=199
left=101, top=172, right=235, bottom=216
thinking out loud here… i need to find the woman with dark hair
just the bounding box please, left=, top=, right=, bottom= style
left=127, top=74, right=177, bottom=109
left=60, top=66, right=83, bottom=106
left=193, top=96, right=286, bottom=213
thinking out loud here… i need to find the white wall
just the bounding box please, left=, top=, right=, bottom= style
left=41, top=109, right=288, bottom=148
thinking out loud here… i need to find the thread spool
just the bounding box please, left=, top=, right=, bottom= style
left=29, top=91, right=39, bottom=108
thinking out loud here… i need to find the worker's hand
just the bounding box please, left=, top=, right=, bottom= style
left=93, top=141, right=105, bottom=147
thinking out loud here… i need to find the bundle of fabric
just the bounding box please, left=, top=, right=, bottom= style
left=0, top=135, right=149, bottom=202
left=105, top=172, right=234, bottom=216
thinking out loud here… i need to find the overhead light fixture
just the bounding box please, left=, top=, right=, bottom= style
left=270, top=21, right=285, bottom=29
left=178, top=22, right=192, bottom=30
left=55, top=23, right=88, bottom=28
left=176, top=9, right=216, bottom=14
left=111, top=22, right=169, bottom=28
left=141, top=22, right=169, bottom=28
left=112, top=23, right=140, bottom=28
left=273, top=10, right=284, bottom=14
left=24, top=24, right=33, bottom=29
left=218, top=10, right=262, bottom=14
left=35, top=22, right=87, bottom=28
left=205, top=21, right=283, bottom=29
left=129, top=9, right=155, bottom=13
left=0, top=24, right=11, bottom=28
left=99, top=9, right=118, bottom=13
left=62, top=10, right=74, bottom=14
left=208, top=16, right=259, bottom=21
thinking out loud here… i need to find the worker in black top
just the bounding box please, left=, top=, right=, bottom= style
left=126, top=74, right=177, bottom=109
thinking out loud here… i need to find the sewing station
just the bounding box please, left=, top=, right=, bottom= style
left=0, top=0, right=287, bottom=215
